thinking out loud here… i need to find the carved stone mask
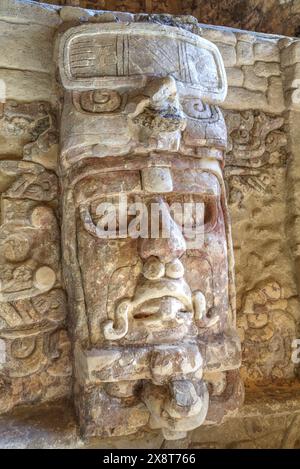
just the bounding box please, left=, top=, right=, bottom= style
left=58, top=21, right=242, bottom=440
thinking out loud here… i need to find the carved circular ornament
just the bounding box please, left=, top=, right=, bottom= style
left=33, top=266, right=56, bottom=291
left=80, top=90, right=121, bottom=113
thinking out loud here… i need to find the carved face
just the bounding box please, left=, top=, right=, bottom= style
left=59, top=22, right=241, bottom=439
left=60, top=23, right=233, bottom=350
left=68, top=160, right=229, bottom=347
left=62, top=131, right=237, bottom=442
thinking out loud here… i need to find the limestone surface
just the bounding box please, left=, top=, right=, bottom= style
left=1, top=0, right=300, bottom=448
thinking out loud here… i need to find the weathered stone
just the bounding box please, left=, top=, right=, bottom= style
left=0, top=158, right=71, bottom=413
left=254, top=41, right=280, bottom=62
left=0, top=21, right=55, bottom=74
left=215, top=42, right=237, bottom=67
left=285, top=89, right=300, bottom=111
left=281, top=41, right=300, bottom=67
left=29, top=0, right=300, bottom=38
left=0, top=339, right=6, bottom=365
left=223, top=78, right=284, bottom=113
left=0, top=0, right=61, bottom=27
left=57, top=18, right=240, bottom=441
left=1, top=0, right=300, bottom=451
left=236, top=32, right=256, bottom=44
left=2, top=391, right=300, bottom=448
left=254, top=61, right=281, bottom=77
left=223, top=87, right=268, bottom=111
left=267, top=76, right=285, bottom=113
left=226, top=67, right=244, bottom=87
left=236, top=41, right=254, bottom=66
left=201, top=27, right=236, bottom=46
left=142, top=167, right=173, bottom=193
left=0, top=69, right=57, bottom=104
left=225, top=110, right=286, bottom=172
left=0, top=100, right=58, bottom=168
left=243, top=65, right=268, bottom=92
left=283, top=63, right=300, bottom=89
left=59, top=5, right=92, bottom=22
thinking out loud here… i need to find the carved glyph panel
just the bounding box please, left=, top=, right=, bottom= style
left=0, top=160, right=71, bottom=413
left=224, top=110, right=287, bottom=207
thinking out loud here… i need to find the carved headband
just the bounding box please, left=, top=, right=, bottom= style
left=58, top=23, right=227, bottom=104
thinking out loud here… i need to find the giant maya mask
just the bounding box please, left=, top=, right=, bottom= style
left=57, top=20, right=243, bottom=440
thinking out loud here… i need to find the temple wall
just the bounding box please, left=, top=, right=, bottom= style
left=1, top=0, right=300, bottom=448
left=0, top=1, right=70, bottom=414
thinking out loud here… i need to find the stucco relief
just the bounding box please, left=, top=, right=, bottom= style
left=224, top=110, right=287, bottom=207
left=0, top=101, right=59, bottom=170
left=58, top=20, right=242, bottom=439
left=0, top=159, right=71, bottom=413
left=237, top=280, right=297, bottom=384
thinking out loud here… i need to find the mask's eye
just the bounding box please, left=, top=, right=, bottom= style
left=79, top=90, right=121, bottom=113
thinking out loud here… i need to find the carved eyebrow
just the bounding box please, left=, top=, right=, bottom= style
left=74, top=170, right=142, bottom=205
left=74, top=169, right=220, bottom=205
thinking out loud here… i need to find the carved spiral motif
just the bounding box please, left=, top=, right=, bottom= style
left=11, top=337, right=36, bottom=359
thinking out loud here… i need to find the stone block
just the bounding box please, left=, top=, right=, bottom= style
left=236, top=32, right=256, bottom=44
left=142, top=167, right=173, bottom=193
left=267, top=76, right=285, bottom=113
left=254, top=41, right=280, bottom=63
left=284, top=63, right=300, bottom=89
left=59, top=6, right=93, bottom=22
left=0, top=20, right=55, bottom=74
left=236, top=41, right=254, bottom=66
left=223, top=86, right=268, bottom=111
left=201, top=27, right=236, bottom=46
left=285, top=89, right=300, bottom=111
left=0, top=339, right=6, bottom=365
left=0, top=69, right=57, bottom=104
left=215, top=42, right=237, bottom=67
left=226, top=67, right=244, bottom=87
left=254, top=61, right=281, bottom=77
left=281, top=41, right=300, bottom=67
left=243, top=65, right=268, bottom=92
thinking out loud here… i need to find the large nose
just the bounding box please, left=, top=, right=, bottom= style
left=138, top=197, right=186, bottom=264
left=126, top=76, right=186, bottom=135
left=145, top=76, right=178, bottom=109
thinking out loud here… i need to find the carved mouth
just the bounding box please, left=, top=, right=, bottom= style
left=134, top=311, right=161, bottom=321
left=131, top=278, right=193, bottom=313
left=132, top=296, right=189, bottom=323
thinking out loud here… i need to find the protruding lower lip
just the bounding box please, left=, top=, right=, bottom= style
left=134, top=311, right=161, bottom=321
left=132, top=296, right=191, bottom=322
left=131, top=278, right=193, bottom=312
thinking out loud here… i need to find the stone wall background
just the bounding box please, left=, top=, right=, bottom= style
left=203, top=26, right=300, bottom=389
left=36, top=0, right=300, bottom=37
left=1, top=0, right=300, bottom=448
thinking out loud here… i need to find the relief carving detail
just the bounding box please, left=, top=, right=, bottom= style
left=58, top=19, right=242, bottom=440
left=0, top=159, right=71, bottom=413
left=224, top=110, right=287, bottom=207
